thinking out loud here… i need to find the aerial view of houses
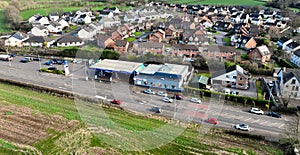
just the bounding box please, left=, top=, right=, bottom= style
left=0, top=0, right=300, bottom=154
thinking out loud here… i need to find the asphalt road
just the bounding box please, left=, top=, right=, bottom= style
left=0, top=56, right=295, bottom=141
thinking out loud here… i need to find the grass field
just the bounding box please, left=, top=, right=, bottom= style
left=0, top=9, right=11, bottom=33
left=171, top=0, right=266, bottom=6
left=0, top=82, right=283, bottom=154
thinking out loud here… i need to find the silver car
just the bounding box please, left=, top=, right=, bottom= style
left=235, top=123, right=250, bottom=131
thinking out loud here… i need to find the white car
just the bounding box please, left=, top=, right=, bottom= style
left=162, top=97, right=173, bottom=103
left=190, top=98, right=201, bottom=104
left=235, top=123, right=250, bottom=131
left=143, top=89, right=155, bottom=94
left=157, top=91, right=167, bottom=97
left=250, top=107, right=264, bottom=115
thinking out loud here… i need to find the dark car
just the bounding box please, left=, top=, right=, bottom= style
left=47, top=66, right=57, bottom=70
left=20, top=57, right=31, bottom=63
left=43, top=61, right=53, bottom=66
left=33, top=57, right=42, bottom=61
left=8, top=54, right=15, bottom=57
left=52, top=59, right=64, bottom=65
left=173, top=94, right=184, bottom=100
left=267, top=111, right=282, bottom=118
left=151, top=107, right=162, bottom=113
left=111, top=99, right=121, bottom=105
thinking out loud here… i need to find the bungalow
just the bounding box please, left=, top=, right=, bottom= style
left=114, top=40, right=129, bottom=54
left=137, top=42, right=165, bottom=55
left=99, top=10, right=114, bottom=18
left=211, top=65, right=249, bottom=90
left=76, top=14, right=92, bottom=24
left=277, top=36, right=293, bottom=50
left=47, top=21, right=63, bottom=34
left=124, top=12, right=136, bottom=23
left=23, top=36, right=45, bottom=47
left=5, top=32, right=29, bottom=47
left=49, top=13, right=60, bottom=22
left=248, top=45, right=272, bottom=63
left=100, top=17, right=121, bottom=28
left=290, top=50, right=300, bottom=68
left=30, top=25, right=49, bottom=36
left=31, top=16, right=50, bottom=26
left=56, top=35, right=84, bottom=47
left=57, top=18, right=69, bottom=29
left=96, top=34, right=114, bottom=49
left=172, top=44, right=199, bottom=58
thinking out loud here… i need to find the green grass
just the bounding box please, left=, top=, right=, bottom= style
left=134, top=32, right=143, bottom=37
left=126, top=37, right=136, bottom=43
left=0, top=9, right=12, bottom=33
left=256, top=81, right=263, bottom=100
left=224, top=37, right=231, bottom=46
left=197, top=73, right=211, bottom=78
left=0, top=82, right=284, bottom=154
left=170, top=0, right=266, bottom=6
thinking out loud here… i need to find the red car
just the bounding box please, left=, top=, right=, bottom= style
left=111, top=99, right=122, bottom=105
left=173, top=94, right=184, bottom=100
left=205, top=118, right=218, bottom=125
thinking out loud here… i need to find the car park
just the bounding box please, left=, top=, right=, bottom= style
left=20, top=57, right=32, bottom=63
left=234, top=123, right=250, bottom=131
left=157, top=91, right=167, bottom=97
left=173, top=94, right=183, bottom=100
left=111, top=99, right=122, bottom=105
left=190, top=98, right=201, bottom=104
left=267, top=111, right=282, bottom=118
left=205, top=118, right=218, bottom=125
left=143, top=89, right=155, bottom=94
left=250, top=107, right=264, bottom=115
left=162, top=97, right=173, bottom=103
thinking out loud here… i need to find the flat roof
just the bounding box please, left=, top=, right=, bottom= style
left=140, top=63, right=188, bottom=76
left=90, top=59, right=143, bottom=73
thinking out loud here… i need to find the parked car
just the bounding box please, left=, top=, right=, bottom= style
left=267, top=111, right=282, bottom=118
left=151, top=107, right=162, bottom=113
left=43, top=61, right=53, bottom=66
left=234, top=123, right=250, bottom=131
left=231, top=91, right=237, bottom=95
left=162, top=97, right=173, bottom=103
left=173, top=94, right=184, bottom=100
left=190, top=98, right=201, bottom=104
left=268, top=81, right=274, bottom=87
left=205, top=118, right=218, bottom=125
left=157, top=91, right=167, bottom=97
left=250, top=107, right=264, bottom=115
left=111, top=99, right=122, bottom=105
left=223, top=88, right=230, bottom=95
left=47, top=66, right=57, bottom=70
left=52, top=59, right=64, bottom=65
left=20, top=57, right=31, bottom=63
left=33, top=57, right=42, bottom=61
left=143, top=89, right=155, bottom=94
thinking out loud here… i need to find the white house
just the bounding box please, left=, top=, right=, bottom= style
left=23, top=36, right=45, bottom=47
left=56, top=35, right=84, bottom=47
left=4, top=32, right=29, bottom=47
left=47, top=21, right=63, bottom=33
left=281, top=71, right=300, bottom=99
left=32, top=16, right=50, bottom=26
left=100, top=17, right=121, bottom=28
left=290, top=50, right=300, bottom=68
left=77, top=23, right=103, bottom=39
left=49, top=13, right=60, bottom=21
left=124, top=12, right=136, bottom=23
left=57, top=18, right=69, bottom=29
left=30, top=26, right=49, bottom=36
left=76, top=14, right=92, bottom=24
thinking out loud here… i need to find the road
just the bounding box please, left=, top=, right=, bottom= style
left=0, top=56, right=294, bottom=141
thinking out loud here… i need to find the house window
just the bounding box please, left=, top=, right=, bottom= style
left=292, top=79, right=296, bottom=84
left=239, top=77, right=243, bottom=80
left=233, top=76, right=237, bottom=79
left=286, top=85, right=289, bottom=88
left=296, top=86, right=299, bottom=91
left=172, top=85, right=176, bottom=89
left=292, top=86, right=295, bottom=91
left=238, top=83, right=244, bottom=86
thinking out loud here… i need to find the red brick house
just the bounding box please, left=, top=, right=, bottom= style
left=114, top=40, right=129, bottom=54
left=201, top=45, right=237, bottom=62
left=248, top=45, right=271, bottom=63
left=97, top=34, right=114, bottom=49
left=172, top=44, right=199, bottom=58
left=148, top=29, right=165, bottom=42
left=137, top=42, right=165, bottom=55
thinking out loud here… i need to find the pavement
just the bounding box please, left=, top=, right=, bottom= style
left=0, top=56, right=296, bottom=141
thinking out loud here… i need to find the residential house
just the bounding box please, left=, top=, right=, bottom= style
left=96, top=34, right=114, bottom=49
left=148, top=29, right=165, bottom=42
left=30, top=16, right=50, bottom=26
left=22, top=36, right=45, bottom=47
left=56, top=35, right=84, bottom=47
left=103, top=7, right=121, bottom=14
left=137, top=42, right=165, bottom=55
left=57, top=18, right=69, bottom=29
left=99, top=10, right=114, bottom=18
left=290, top=50, right=300, bottom=68
left=30, top=25, right=49, bottom=36
left=285, top=41, right=300, bottom=54
left=211, top=65, right=249, bottom=90
left=5, top=32, right=29, bottom=47
left=111, top=25, right=130, bottom=40
left=49, top=13, right=60, bottom=21
left=277, top=36, right=293, bottom=50
left=100, top=17, right=121, bottom=28
left=114, top=40, right=129, bottom=54
left=124, top=12, right=137, bottom=23
left=200, top=45, right=237, bottom=61
left=212, top=21, right=232, bottom=31
left=187, top=34, right=210, bottom=45
left=47, top=21, right=63, bottom=34
left=172, top=44, right=199, bottom=58
left=248, top=45, right=272, bottom=63
left=276, top=68, right=300, bottom=99
left=234, top=35, right=257, bottom=50
left=76, top=14, right=92, bottom=24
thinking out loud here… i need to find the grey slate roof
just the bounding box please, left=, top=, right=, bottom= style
left=57, top=35, right=82, bottom=43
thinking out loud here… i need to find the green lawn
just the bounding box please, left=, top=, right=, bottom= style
left=224, top=37, right=231, bottom=46
left=197, top=73, right=211, bottom=78
left=0, top=9, right=12, bottom=33
left=0, top=82, right=283, bottom=154
left=126, top=37, right=136, bottom=43
left=171, top=0, right=266, bottom=6
left=256, top=81, right=263, bottom=100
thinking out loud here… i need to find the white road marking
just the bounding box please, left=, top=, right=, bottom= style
left=244, top=118, right=252, bottom=121
left=279, top=124, right=285, bottom=128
